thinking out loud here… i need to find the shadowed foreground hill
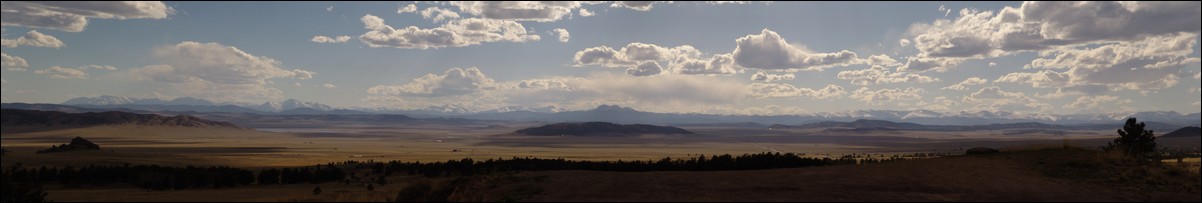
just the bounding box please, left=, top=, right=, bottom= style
left=1162, top=127, right=1201, bottom=138
left=443, top=148, right=1200, bottom=202
left=515, top=122, right=694, bottom=136
left=1, top=109, right=239, bottom=129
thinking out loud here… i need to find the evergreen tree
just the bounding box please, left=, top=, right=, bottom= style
left=1, top=170, right=48, bottom=203
left=1106, top=118, right=1159, bottom=158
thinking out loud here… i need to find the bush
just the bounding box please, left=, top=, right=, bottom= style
left=393, top=179, right=463, bottom=202
left=395, top=181, right=433, bottom=202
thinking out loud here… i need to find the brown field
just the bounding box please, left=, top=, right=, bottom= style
left=37, top=148, right=1202, bottom=202
left=7, top=123, right=1188, bottom=168
left=3, top=122, right=1200, bottom=202
left=451, top=149, right=1201, bottom=202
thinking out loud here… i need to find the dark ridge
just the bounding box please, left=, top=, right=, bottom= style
left=1161, top=127, right=1201, bottom=138
left=515, top=122, right=694, bottom=136
left=1, top=109, right=239, bottom=128
left=36, top=137, right=101, bottom=153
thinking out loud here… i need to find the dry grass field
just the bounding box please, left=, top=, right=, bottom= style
left=442, top=148, right=1202, bottom=202
left=36, top=148, right=1201, bottom=202
left=4, top=124, right=1176, bottom=168
left=3, top=123, right=1199, bottom=202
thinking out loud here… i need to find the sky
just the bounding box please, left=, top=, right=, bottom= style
left=1, top=1, right=1200, bottom=115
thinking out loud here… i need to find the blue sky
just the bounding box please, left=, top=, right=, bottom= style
left=2, top=1, right=1200, bottom=115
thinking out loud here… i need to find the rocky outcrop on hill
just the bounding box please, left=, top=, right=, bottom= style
left=36, top=137, right=102, bottom=153
left=966, top=147, right=1000, bottom=155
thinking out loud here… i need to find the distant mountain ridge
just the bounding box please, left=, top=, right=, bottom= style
left=515, top=122, right=694, bottom=136
left=459, top=105, right=1200, bottom=128
left=256, top=99, right=333, bottom=112
left=61, top=96, right=342, bottom=114
left=18, top=99, right=1202, bottom=127
left=63, top=96, right=216, bottom=106
left=769, top=119, right=1186, bottom=133
left=1, top=109, right=240, bottom=129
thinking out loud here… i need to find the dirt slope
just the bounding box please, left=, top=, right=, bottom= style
left=450, top=149, right=1201, bottom=202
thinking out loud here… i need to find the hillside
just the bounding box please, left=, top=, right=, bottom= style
left=442, top=148, right=1200, bottom=202
left=1162, top=127, right=1201, bottom=138
left=1, top=109, right=239, bottom=129
left=515, top=122, right=694, bottom=136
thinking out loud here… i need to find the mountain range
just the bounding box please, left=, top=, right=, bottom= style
left=62, top=96, right=341, bottom=114
left=456, top=105, right=1199, bottom=128
left=767, top=119, right=1188, bottom=134
left=17, top=96, right=1202, bottom=128
left=1, top=109, right=239, bottom=129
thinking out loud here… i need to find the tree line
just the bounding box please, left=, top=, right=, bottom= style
left=256, top=165, right=347, bottom=185
left=343, top=152, right=923, bottom=178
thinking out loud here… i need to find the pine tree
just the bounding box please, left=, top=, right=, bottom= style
left=1106, top=118, right=1159, bottom=158
left=1, top=172, right=48, bottom=203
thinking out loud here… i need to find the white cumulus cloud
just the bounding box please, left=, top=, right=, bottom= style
left=1, top=30, right=64, bottom=48
left=837, top=66, right=940, bottom=86
left=578, top=8, right=595, bottom=17
left=367, top=67, right=498, bottom=97
left=610, top=1, right=665, bottom=11
left=0, top=1, right=173, bottom=32
left=750, top=71, right=794, bottom=82
left=961, top=86, right=1051, bottom=112
left=898, top=57, right=963, bottom=73
left=35, top=66, right=87, bottom=79
left=358, top=14, right=540, bottom=49
left=1063, top=95, right=1130, bottom=110
left=398, top=4, right=417, bottom=14
left=450, top=1, right=591, bottom=22
left=125, top=42, right=314, bottom=103
left=671, top=54, right=740, bottom=75
left=1017, top=33, right=1199, bottom=92
left=995, top=70, right=1069, bottom=88
left=420, top=7, right=461, bottom=23
left=552, top=28, right=570, bottom=43
left=849, top=87, right=926, bottom=105
left=626, top=61, right=663, bottom=77
left=1, top=52, right=29, bottom=71
left=311, top=35, right=350, bottom=44
left=908, top=2, right=1200, bottom=59
left=750, top=83, right=846, bottom=99
left=732, top=29, right=861, bottom=71
left=942, top=77, right=988, bottom=91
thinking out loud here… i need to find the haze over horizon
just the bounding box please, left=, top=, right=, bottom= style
left=3, top=1, right=1200, bottom=116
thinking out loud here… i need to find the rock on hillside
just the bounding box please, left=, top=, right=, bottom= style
left=36, top=137, right=102, bottom=153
